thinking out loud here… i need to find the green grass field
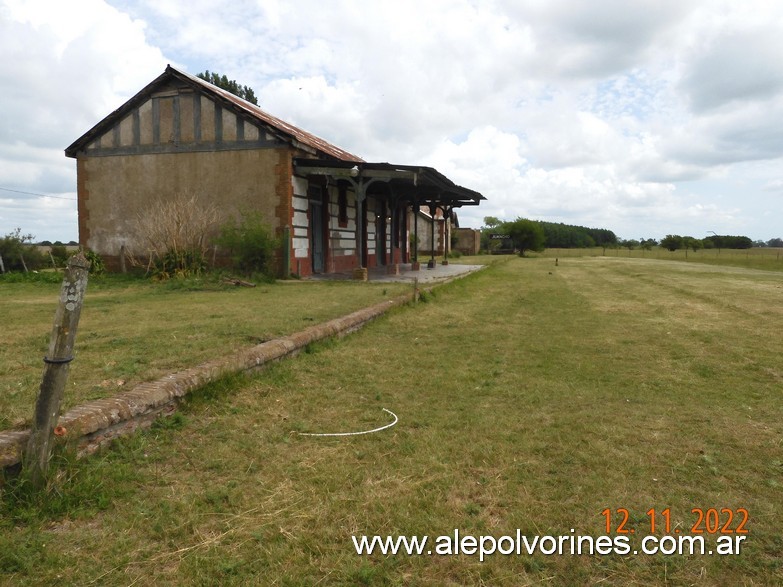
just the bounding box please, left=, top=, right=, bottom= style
left=539, top=246, right=783, bottom=273
left=1, top=257, right=782, bottom=585
left=0, top=274, right=409, bottom=431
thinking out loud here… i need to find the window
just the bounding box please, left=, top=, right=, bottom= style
left=338, top=185, right=348, bottom=227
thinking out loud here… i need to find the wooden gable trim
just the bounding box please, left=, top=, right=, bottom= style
left=73, top=82, right=288, bottom=158
left=66, top=66, right=355, bottom=161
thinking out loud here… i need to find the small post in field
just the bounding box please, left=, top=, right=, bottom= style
left=0, top=252, right=5, bottom=273
left=24, top=253, right=90, bottom=487
left=119, top=244, right=127, bottom=273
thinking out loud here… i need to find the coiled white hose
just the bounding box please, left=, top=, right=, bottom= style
left=296, top=408, right=398, bottom=437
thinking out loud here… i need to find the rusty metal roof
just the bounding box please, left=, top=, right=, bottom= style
left=66, top=65, right=364, bottom=162
left=173, top=67, right=363, bottom=162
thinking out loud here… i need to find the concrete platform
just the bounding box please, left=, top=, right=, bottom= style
left=306, top=262, right=486, bottom=284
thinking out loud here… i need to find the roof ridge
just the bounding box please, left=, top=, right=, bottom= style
left=66, top=66, right=364, bottom=162
left=168, top=65, right=364, bottom=162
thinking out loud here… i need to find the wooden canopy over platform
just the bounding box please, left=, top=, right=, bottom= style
left=294, top=158, right=486, bottom=268
left=293, top=159, right=485, bottom=208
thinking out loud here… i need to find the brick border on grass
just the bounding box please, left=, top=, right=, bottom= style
left=0, top=291, right=414, bottom=468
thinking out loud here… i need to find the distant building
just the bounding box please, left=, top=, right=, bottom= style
left=65, top=65, right=485, bottom=276
left=453, top=228, right=481, bottom=256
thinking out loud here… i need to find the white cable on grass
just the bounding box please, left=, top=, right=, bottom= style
left=296, top=408, right=398, bottom=437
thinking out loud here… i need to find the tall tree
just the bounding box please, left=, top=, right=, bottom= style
left=660, top=234, right=684, bottom=251
left=196, top=70, right=259, bottom=105
left=536, top=221, right=616, bottom=248
left=683, top=236, right=703, bottom=252
left=502, top=218, right=545, bottom=257
left=482, top=216, right=502, bottom=229
left=704, top=234, right=753, bottom=249
left=480, top=216, right=504, bottom=251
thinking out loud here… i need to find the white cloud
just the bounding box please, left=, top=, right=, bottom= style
left=2, top=0, right=783, bottom=242
left=681, top=30, right=783, bottom=112
left=0, top=0, right=166, bottom=240
left=259, top=76, right=373, bottom=157
left=763, top=179, right=783, bottom=192
left=507, top=0, right=695, bottom=79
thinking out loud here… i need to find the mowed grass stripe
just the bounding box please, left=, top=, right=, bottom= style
left=561, top=257, right=782, bottom=397
left=1, top=257, right=781, bottom=585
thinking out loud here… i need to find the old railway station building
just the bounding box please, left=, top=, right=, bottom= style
left=66, top=66, right=485, bottom=277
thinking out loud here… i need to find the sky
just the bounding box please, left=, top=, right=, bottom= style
left=1, top=0, right=782, bottom=244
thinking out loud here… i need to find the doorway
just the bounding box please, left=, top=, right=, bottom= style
left=375, top=200, right=387, bottom=266
left=309, top=191, right=325, bottom=274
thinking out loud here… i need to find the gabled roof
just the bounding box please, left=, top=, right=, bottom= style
left=66, top=65, right=363, bottom=161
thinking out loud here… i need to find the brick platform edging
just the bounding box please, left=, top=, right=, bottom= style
left=0, top=291, right=414, bottom=468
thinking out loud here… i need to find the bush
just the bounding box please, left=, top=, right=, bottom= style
left=129, top=191, right=221, bottom=278
left=83, top=249, right=106, bottom=275
left=49, top=244, right=69, bottom=267
left=0, top=229, right=46, bottom=272
left=154, top=249, right=206, bottom=279
left=216, top=212, right=279, bottom=276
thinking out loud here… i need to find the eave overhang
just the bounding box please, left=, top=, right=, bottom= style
left=293, top=158, right=486, bottom=208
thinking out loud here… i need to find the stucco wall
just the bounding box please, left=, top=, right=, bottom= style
left=412, top=211, right=447, bottom=256
left=79, top=148, right=286, bottom=258
left=454, top=228, right=481, bottom=255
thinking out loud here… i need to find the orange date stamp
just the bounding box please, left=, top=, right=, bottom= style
left=602, top=507, right=749, bottom=535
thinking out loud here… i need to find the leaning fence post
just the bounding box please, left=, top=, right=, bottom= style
left=24, top=253, right=90, bottom=486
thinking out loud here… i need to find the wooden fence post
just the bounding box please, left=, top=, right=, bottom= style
left=24, top=253, right=90, bottom=487
left=0, top=252, right=4, bottom=273
left=119, top=244, right=127, bottom=274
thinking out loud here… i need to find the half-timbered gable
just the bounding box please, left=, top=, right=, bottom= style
left=80, top=79, right=286, bottom=157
